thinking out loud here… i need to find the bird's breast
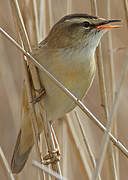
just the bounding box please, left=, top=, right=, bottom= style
left=50, top=51, right=96, bottom=97
left=63, top=55, right=96, bottom=98
left=38, top=49, right=96, bottom=120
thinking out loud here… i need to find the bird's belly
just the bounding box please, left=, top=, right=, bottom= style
left=40, top=58, right=96, bottom=121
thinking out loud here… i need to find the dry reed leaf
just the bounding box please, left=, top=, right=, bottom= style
left=0, top=0, right=128, bottom=180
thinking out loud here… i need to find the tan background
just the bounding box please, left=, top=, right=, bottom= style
left=0, top=0, right=128, bottom=179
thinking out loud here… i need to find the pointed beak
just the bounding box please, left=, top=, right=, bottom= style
left=95, top=19, right=121, bottom=30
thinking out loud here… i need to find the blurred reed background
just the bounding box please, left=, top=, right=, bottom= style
left=0, top=0, right=128, bottom=180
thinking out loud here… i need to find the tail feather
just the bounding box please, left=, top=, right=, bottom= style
left=11, top=84, right=43, bottom=173
left=11, top=130, right=33, bottom=174
left=11, top=84, right=34, bottom=173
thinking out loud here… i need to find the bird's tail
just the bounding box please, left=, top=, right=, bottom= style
left=11, top=129, right=33, bottom=173
left=11, top=84, right=42, bottom=173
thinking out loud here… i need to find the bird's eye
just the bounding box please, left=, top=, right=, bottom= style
left=82, top=21, right=90, bottom=27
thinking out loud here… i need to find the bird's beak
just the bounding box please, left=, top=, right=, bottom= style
left=95, top=19, right=121, bottom=30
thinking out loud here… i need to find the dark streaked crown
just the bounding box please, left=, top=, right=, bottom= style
left=57, top=13, right=98, bottom=24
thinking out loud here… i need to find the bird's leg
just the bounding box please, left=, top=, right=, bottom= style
left=42, top=123, right=61, bottom=165
left=39, top=108, right=61, bottom=173
left=43, top=151, right=60, bottom=165
left=30, top=87, right=46, bottom=104
left=51, top=125, right=61, bottom=156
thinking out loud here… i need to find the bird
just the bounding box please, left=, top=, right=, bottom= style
left=11, top=13, right=120, bottom=173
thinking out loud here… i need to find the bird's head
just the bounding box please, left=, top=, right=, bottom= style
left=44, top=14, right=121, bottom=53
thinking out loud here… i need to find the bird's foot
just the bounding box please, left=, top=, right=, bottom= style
left=30, top=88, right=46, bottom=104
left=42, top=150, right=61, bottom=165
